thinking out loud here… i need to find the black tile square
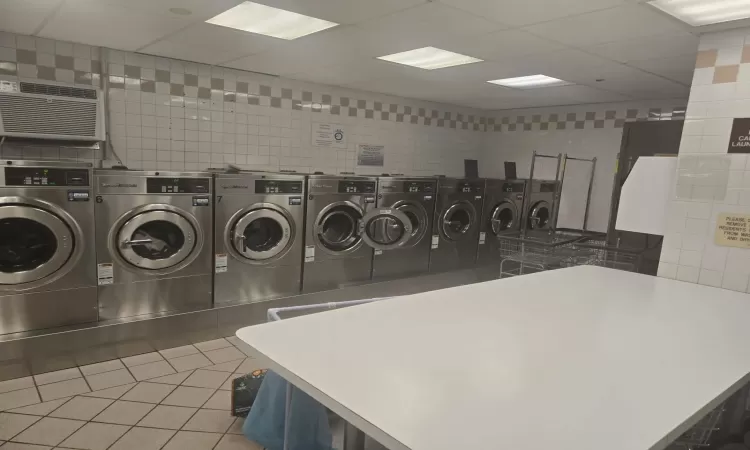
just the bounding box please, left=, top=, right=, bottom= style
left=557, top=122, right=566, bottom=130
left=357, top=99, right=366, bottom=109
left=437, top=119, right=445, bottom=127
left=493, top=124, right=501, bottom=131
left=404, top=106, right=412, bottom=115
left=396, top=114, right=404, bottom=122
left=605, top=110, right=616, bottom=120
left=488, top=118, right=495, bottom=126
left=424, top=118, right=432, bottom=126
left=124, top=64, right=140, bottom=78
left=594, top=120, right=605, bottom=129
left=501, top=117, right=509, bottom=124
left=170, top=84, right=185, bottom=96
left=390, top=104, right=398, bottom=113
left=331, top=105, right=340, bottom=115
left=224, top=92, right=236, bottom=103
left=248, top=94, right=259, bottom=105
left=451, top=121, right=457, bottom=129
left=585, top=112, right=596, bottom=121
left=365, top=110, right=374, bottom=119
left=432, top=110, right=439, bottom=119
left=236, top=81, right=249, bottom=93
left=524, top=123, right=532, bottom=131
left=322, top=94, right=331, bottom=105
left=197, top=87, right=211, bottom=99
left=457, top=113, right=464, bottom=121
left=211, top=78, right=224, bottom=90
left=91, top=61, right=101, bottom=74
left=566, top=113, right=576, bottom=121
left=140, top=80, right=155, bottom=93
left=549, top=114, right=558, bottom=122
left=282, top=88, right=293, bottom=99
left=381, top=112, right=389, bottom=120
left=302, top=91, right=312, bottom=101
left=575, top=121, right=585, bottom=129
left=56, top=55, right=74, bottom=70
left=626, top=109, right=638, bottom=119
left=155, top=69, right=170, bottom=83
left=509, top=124, right=517, bottom=131
left=532, top=115, right=541, bottom=123
left=615, top=119, right=625, bottom=128
left=418, top=108, right=426, bottom=117
left=16, top=49, right=36, bottom=65
left=374, top=101, right=382, bottom=111
left=37, top=66, right=55, bottom=80
left=340, top=97, right=350, bottom=107
left=271, top=97, right=281, bottom=108
left=184, top=74, right=198, bottom=87
left=540, top=123, right=549, bottom=131
left=410, top=116, right=418, bottom=124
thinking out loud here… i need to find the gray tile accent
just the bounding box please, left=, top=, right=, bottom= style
left=124, top=65, right=140, bottom=78
left=16, top=49, right=36, bottom=64
left=259, top=85, right=271, bottom=96
left=281, top=88, right=292, bottom=99
left=170, top=84, right=184, bottom=96
left=236, top=81, right=248, bottom=93
left=37, top=66, right=54, bottom=80
left=184, top=73, right=198, bottom=87
left=55, top=55, right=73, bottom=70
left=155, top=69, right=169, bottom=83
left=211, top=78, right=224, bottom=90
left=302, top=91, right=312, bottom=101
left=140, top=80, right=155, bottom=93
left=197, top=87, right=210, bottom=99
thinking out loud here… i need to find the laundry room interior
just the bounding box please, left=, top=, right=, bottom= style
left=2, top=1, right=750, bottom=449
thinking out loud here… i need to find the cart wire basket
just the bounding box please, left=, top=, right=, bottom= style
left=669, top=402, right=725, bottom=450
left=498, top=230, right=590, bottom=278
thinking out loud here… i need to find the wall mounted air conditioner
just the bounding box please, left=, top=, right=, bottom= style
left=0, top=80, right=104, bottom=142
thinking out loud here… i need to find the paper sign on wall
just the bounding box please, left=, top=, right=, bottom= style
left=357, top=144, right=385, bottom=167
left=729, top=118, right=750, bottom=153
left=715, top=213, right=750, bottom=248
left=313, top=123, right=347, bottom=148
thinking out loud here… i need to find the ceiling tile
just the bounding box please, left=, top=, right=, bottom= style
left=440, top=29, right=566, bottom=63
left=628, top=54, right=697, bottom=85
left=586, top=31, right=699, bottom=63
left=97, top=0, right=246, bottom=21
left=506, top=49, right=637, bottom=85
left=0, top=0, right=62, bottom=35
left=288, top=58, right=423, bottom=87
left=436, top=0, right=627, bottom=27
left=522, top=3, right=688, bottom=47
left=141, top=23, right=280, bottom=65
left=247, top=0, right=426, bottom=25
left=581, top=71, right=689, bottom=99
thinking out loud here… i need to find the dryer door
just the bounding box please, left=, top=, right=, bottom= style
left=116, top=209, right=197, bottom=270
left=314, top=201, right=364, bottom=254
left=490, top=200, right=518, bottom=235
left=359, top=208, right=413, bottom=251
left=229, top=207, right=292, bottom=262
left=0, top=203, right=75, bottom=287
left=441, top=201, right=477, bottom=241
left=527, top=201, right=551, bottom=230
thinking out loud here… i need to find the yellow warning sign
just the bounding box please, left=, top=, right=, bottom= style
left=715, top=213, right=750, bottom=248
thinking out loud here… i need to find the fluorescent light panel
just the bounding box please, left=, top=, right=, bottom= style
left=488, top=75, right=572, bottom=89
left=648, top=0, right=750, bottom=26
left=377, top=47, right=483, bottom=70
left=206, top=1, right=338, bottom=40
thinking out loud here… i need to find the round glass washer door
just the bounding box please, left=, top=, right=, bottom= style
left=527, top=201, right=551, bottom=230
left=389, top=201, right=428, bottom=248
left=490, top=201, right=517, bottom=235
left=315, top=202, right=364, bottom=254
left=441, top=201, right=477, bottom=241
left=117, top=210, right=196, bottom=270
left=229, top=207, right=292, bottom=262
left=359, top=208, right=413, bottom=251
left=0, top=204, right=75, bottom=286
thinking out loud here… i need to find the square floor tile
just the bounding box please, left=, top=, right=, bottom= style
left=223, top=336, right=243, bottom=347
left=0, top=443, right=52, bottom=449
left=219, top=377, right=233, bottom=391
left=159, top=345, right=199, bottom=360
left=169, top=354, right=212, bottom=372
left=203, top=347, right=244, bottom=365
left=33, top=368, right=82, bottom=386
left=147, top=371, right=193, bottom=385
left=85, top=369, right=135, bottom=391
left=227, top=417, right=244, bottom=435
left=182, top=409, right=234, bottom=433
left=214, top=433, right=263, bottom=450
left=162, top=431, right=222, bottom=450
left=0, top=377, right=34, bottom=394
left=231, top=340, right=256, bottom=357
left=93, top=400, right=155, bottom=426
left=194, top=339, right=232, bottom=352
left=137, top=405, right=197, bottom=430
left=203, top=360, right=243, bottom=373
left=236, top=359, right=265, bottom=374
left=182, top=370, right=230, bottom=389
left=49, top=396, right=112, bottom=421
left=0, top=413, right=40, bottom=440
left=121, top=352, right=163, bottom=368
left=12, top=417, right=86, bottom=446
left=38, top=378, right=90, bottom=402
left=129, top=360, right=175, bottom=381
left=59, top=422, right=129, bottom=450
left=201, top=390, right=229, bottom=411
left=0, top=388, right=40, bottom=411
left=161, top=386, right=215, bottom=407
left=109, top=426, right=175, bottom=450
left=81, top=383, right=135, bottom=400
left=79, top=360, right=125, bottom=376
left=120, top=382, right=175, bottom=404
left=9, top=398, right=69, bottom=416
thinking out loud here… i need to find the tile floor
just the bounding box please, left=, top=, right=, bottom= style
left=0, top=336, right=266, bottom=450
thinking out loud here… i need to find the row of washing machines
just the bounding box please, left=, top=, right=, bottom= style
left=0, top=159, right=560, bottom=335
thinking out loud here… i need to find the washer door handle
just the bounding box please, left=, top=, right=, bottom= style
left=234, top=233, right=246, bottom=250
left=121, top=239, right=153, bottom=247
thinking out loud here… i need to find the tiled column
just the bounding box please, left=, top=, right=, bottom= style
left=658, top=28, right=750, bottom=292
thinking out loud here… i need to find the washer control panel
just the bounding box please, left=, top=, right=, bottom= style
left=146, top=177, right=210, bottom=194
left=255, top=180, right=303, bottom=194
left=4, top=167, right=89, bottom=187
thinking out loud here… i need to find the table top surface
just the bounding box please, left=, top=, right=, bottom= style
left=237, top=266, right=750, bottom=450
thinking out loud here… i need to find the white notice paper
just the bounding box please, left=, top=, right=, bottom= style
left=313, top=123, right=347, bottom=148
left=97, top=263, right=113, bottom=285
left=357, top=144, right=385, bottom=167
left=431, top=235, right=439, bottom=250
left=215, top=254, right=228, bottom=273
left=305, top=245, right=316, bottom=263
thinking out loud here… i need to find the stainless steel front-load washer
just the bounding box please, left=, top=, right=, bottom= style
left=0, top=160, right=97, bottom=334
left=476, top=179, right=527, bottom=266
left=523, top=180, right=560, bottom=232
left=303, top=174, right=415, bottom=293
left=95, top=170, right=213, bottom=320
left=372, top=176, right=436, bottom=281
left=214, top=171, right=305, bottom=305
left=429, top=178, right=484, bottom=273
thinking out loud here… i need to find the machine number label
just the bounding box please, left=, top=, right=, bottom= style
left=193, top=196, right=210, bottom=206
left=364, top=197, right=375, bottom=204
left=97, top=263, right=113, bottom=285
left=380, top=209, right=392, bottom=214
left=289, top=197, right=302, bottom=206
left=431, top=235, right=439, bottom=249
left=305, top=246, right=315, bottom=263
left=68, top=190, right=90, bottom=202
left=374, top=249, right=383, bottom=255
left=424, top=195, right=433, bottom=201
left=479, top=232, right=486, bottom=245
left=475, top=196, right=482, bottom=200
left=215, top=254, right=228, bottom=273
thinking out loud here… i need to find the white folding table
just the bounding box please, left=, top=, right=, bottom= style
left=237, top=266, right=750, bottom=450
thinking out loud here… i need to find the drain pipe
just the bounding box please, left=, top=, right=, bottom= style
left=100, top=47, right=124, bottom=167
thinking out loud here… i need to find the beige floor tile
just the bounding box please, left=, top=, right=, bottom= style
left=194, top=339, right=232, bottom=352
left=161, top=386, right=215, bottom=408
left=202, top=359, right=244, bottom=373
left=203, top=347, right=245, bottom=365
left=79, top=360, right=125, bottom=376
left=236, top=359, right=265, bottom=374
left=33, top=368, right=82, bottom=387
left=38, top=378, right=90, bottom=402
left=162, top=431, right=222, bottom=450
left=219, top=377, right=233, bottom=391
left=231, top=340, right=256, bottom=357
left=0, top=388, right=41, bottom=411
left=12, top=417, right=86, bottom=446
left=120, top=382, right=175, bottom=404
left=201, top=390, right=230, bottom=411
left=92, top=400, right=155, bottom=426
left=48, top=396, right=113, bottom=421
left=147, top=371, right=193, bottom=385
left=0, top=443, right=51, bottom=449
left=214, top=433, right=263, bottom=450
left=84, top=369, right=135, bottom=391
left=181, top=370, right=230, bottom=389
left=80, top=384, right=135, bottom=400
left=168, top=354, right=213, bottom=372
left=0, top=413, right=41, bottom=440
left=129, top=361, right=175, bottom=381
left=0, top=377, right=34, bottom=395
left=59, top=422, right=129, bottom=450
left=120, top=352, right=163, bottom=368
left=181, top=409, right=234, bottom=433
left=8, top=398, right=70, bottom=416
left=109, top=426, right=175, bottom=450
left=159, top=345, right=199, bottom=360
left=137, top=405, right=197, bottom=430
left=227, top=417, right=244, bottom=435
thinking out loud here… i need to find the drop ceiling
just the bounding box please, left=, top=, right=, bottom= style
left=0, top=0, right=703, bottom=110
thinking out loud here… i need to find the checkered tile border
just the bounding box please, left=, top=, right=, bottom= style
left=488, top=106, right=687, bottom=132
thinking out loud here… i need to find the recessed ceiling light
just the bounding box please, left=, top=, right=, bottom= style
left=648, top=0, right=750, bottom=26
left=487, top=74, right=572, bottom=89
left=206, top=1, right=338, bottom=40
left=377, top=47, right=483, bottom=70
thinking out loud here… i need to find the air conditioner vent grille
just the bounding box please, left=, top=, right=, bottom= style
left=19, top=82, right=97, bottom=100
left=0, top=95, right=98, bottom=137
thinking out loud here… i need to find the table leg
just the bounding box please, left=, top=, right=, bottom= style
left=343, top=422, right=366, bottom=450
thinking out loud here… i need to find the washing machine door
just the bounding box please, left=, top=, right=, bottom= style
left=229, top=206, right=292, bottom=262
left=116, top=207, right=197, bottom=270
left=390, top=201, right=429, bottom=247
left=314, top=201, right=364, bottom=254
left=441, top=201, right=477, bottom=241
left=490, top=200, right=518, bottom=235
left=527, top=201, right=551, bottom=230
left=359, top=208, right=413, bottom=251
left=0, top=201, right=76, bottom=287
